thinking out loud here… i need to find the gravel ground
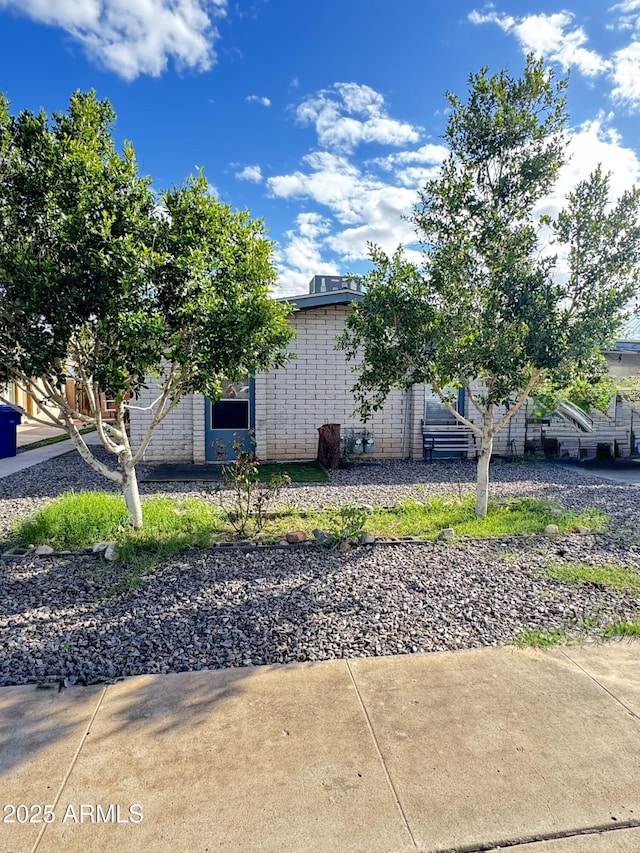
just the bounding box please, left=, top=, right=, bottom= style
left=2, top=452, right=640, bottom=686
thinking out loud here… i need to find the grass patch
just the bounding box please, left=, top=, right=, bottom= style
left=336, top=496, right=601, bottom=540
left=12, top=491, right=130, bottom=549
left=602, top=619, right=640, bottom=637
left=250, top=495, right=605, bottom=543
left=8, top=492, right=225, bottom=581
left=6, top=491, right=609, bottom=589
left=116, top=497, right=224, bottom=571
left=512, top=627, right=567, bottom=647
left=547, top=562, right=640, bottom=594
left=256, top=460, right=328, bottom=483
left=17, top=426, right=96, bottom=454
left=9, top=492, right=606, bottom=552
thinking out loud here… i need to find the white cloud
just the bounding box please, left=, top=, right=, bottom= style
left=326, top=185, right=417, bottom=261
left=246, top=94, right=271, bottom=107
left=377, top=143, right=448, bottom=187
left=611, top=41, right=640, bottom=107
left=235, top=164, right=263, bottom=182
left=273, top=214, right=336, bottom=296
left=0, top=0, right=227, bottom=79
left=540, top=115, right=640, bottom=218
left=268, top=150, right=420, bottom=290
left=295, top=82, right=421, bottom=152
left=469, top=9, right=609, bottom=76
left=268, top=151, right=375, bottom=224
left=269, top=83, right=441, bottom=291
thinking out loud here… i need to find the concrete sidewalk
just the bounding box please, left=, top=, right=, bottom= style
left=1, top=643, right=639, bottom=853
left=0, top=429, right=101, bottom=478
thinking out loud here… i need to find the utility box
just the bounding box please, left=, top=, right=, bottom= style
left=0, top=405, right=22, bottom=458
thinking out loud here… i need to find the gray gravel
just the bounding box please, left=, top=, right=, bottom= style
left=2, top=452, right=640, bottom=686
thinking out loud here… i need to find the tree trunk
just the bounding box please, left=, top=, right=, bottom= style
left=122, top=460, right=143, bottom=529
left=475, top=423, right=494, bottom=518
left=317, top=423, right=342, bottom=469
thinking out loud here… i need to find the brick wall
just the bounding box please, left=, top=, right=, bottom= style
left=128, top=381, right=204, bottom=463
left=254, top=304, right=413, bottom=460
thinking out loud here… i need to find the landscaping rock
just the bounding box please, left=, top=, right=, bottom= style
left=575, top=526, right=591, bottom=535
left=92, top=541, right=110, bottom=553
left=285, top=530, right=307, bottom=544
left=2, top=453, right=640, bottom=687
left=103, top=543, right=118, bottom=561
left=358, top=533, right=376, bottom=545
left=549, top=509, right=562, bottom=518
left=35, top=544, right=54, bottom=556
left=545, top=524, right=560, bottom=535
left=312, top=528, right=333, bottom=545
left=439, top=527, right=456, bottom=540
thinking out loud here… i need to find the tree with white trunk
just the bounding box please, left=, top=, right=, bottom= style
left=340, top=57, right=640, bottom=517
left=0, top=91, right=293, bottom=527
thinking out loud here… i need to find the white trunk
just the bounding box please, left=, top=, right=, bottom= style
left=122, top=461, right=143, bottom=529
left=476, top=420, right=494, bottom=518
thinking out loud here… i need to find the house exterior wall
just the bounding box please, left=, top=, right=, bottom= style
left=129, top=305, right=422, bottom=463
left=129, top=385, right=206, bottom=463
left=254, top=304, right=412, bottom=460
left=128, top=303, right=635, bottom=464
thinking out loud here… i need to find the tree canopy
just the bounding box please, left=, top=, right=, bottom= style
left=0, top=90, right=294, bottom=527
left=340, top=57, right=640, bottom=516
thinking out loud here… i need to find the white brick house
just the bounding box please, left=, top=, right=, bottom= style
left=129, top=288, right=640, bottom=464
left=129, top=289, right=427, bottom=463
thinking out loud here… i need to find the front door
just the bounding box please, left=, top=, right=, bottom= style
left=205, top=378, right=255, bottom=461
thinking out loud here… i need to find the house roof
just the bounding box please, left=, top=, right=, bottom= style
left=277, top=289, right=364, bottom=311
left=611, top=315, right=640, bottom=351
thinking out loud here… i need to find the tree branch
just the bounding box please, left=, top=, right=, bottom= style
left=131, top=370, right=181, bottom=466
left=492, top=369, right=543, bottom=435
left=430, top=379, right=483, bottom=437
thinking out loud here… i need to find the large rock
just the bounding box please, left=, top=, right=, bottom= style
left=312, top=528, right=333, bottom=546
left=285, top=530, right=307, bottom=544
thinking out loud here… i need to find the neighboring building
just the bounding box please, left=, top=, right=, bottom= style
left=129, top=289, right=640, bottom=464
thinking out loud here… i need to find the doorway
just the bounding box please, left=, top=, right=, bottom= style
left=205, top=378, right=255, bottom=461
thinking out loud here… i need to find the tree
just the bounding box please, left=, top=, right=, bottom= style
left=340, top=57, right=640, bottom=516
left=0, top=91, right=294, bottom=527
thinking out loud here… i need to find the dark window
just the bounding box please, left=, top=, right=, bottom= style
left=211, top=400, right=249, bottom=430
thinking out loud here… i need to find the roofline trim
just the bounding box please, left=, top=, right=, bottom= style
left=277, top=289, right=364, bottom=311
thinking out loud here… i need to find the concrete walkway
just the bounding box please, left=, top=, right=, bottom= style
left=1, top=643, right=639, bottom=853
left=0, top=428, right=101, bottom=478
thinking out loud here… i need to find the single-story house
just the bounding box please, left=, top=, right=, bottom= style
left=129, top=280, right=640, bottom=464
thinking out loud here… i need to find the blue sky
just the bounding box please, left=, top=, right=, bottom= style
left=0, top=1, right=639, bottom=295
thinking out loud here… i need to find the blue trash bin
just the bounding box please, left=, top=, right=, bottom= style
left=0, top=405, right=22, bottom=459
